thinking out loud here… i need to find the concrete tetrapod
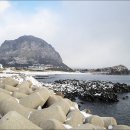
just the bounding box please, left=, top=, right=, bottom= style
left=29, top=105, right=66, bottom=126
left=47, top=95, right=63, bottom=106
left=2, top=77, right=19, bottom=87
left=12, top=91, right=28, bottom=99
left=17, top=80, right=32, bottom=88
left=4, top=84, right=18, bottom=92
left=85, top=115, right=104, bottom=127
left=19, top=88, right=50, bottom=109
left=65, top=109, right=84, bottom=127
left=51, top=99, right=71, bottom=115
left=0, top=92, right=15, bottom=103
left=40, top=119, right=66, bottom=130
left=17, top=81, right=33, bottom=95
left=0, top=88, right=11, bottom=95
left=17, top=87, right=33, bottom=95
left=0, top=83, right=4, bottom=88
left=0, top=111, right=42, bottom=129
left=111, top=125, right=130, bottom=130
left=100, top=117, right=117, bottom=128
left=0, top=98, right=34, bottom=118
left=70, top=123, right=106, bottom=130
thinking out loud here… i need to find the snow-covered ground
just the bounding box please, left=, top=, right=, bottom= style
left=0, top=68, right=90, bottom=78
left=19, top=70, right=84, bottom=76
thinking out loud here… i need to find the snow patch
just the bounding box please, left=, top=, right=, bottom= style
left=10, top=92, right=13, bottom=95
left=37, top=106, right=42, bottom=110
left=70, top=107, right=75, bottom=111
left=66, top=117, right=71, bottom=121
left=25, top=76, right=42, bottom=87
left=28, top=111, right=32, bottom=119
left=80, top=111, right=92, bottom=118
left=63, top=124, right=72, bottom=129
left=94, top=93, right=101, bottom=96
left=15, top=98, right=19, bottom=103
left=108, top=125, right=113, bottom=129
left=74, top=103, right=79, bottom=110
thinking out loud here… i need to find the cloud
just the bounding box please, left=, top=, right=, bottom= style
left=0, top=1, right=10, bottom=13
left=0, top=4, right=60, bottom=46
left=0, top=1, right=130, bottom=68
left=52, top=1, right=130, bottom=68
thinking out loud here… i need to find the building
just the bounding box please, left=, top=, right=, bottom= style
left=0, top=64, right=3, bottom=69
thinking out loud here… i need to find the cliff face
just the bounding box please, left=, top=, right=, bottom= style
left=0, top=35, right=70, bottom=70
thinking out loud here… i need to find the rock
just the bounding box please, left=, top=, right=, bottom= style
left=29, top=105, right=66, bottom=126
left=100, top=117, right=117, bottom=128
left=40, top=119, right=66, bottom=130
left=70, top=123, right=106, bottom=130
left=12, top=91, right=28, bottom=99
left=19, top=88, right=50, bottom=109
left=85, top=115, right=104, bottom=127
left=0, top=35, right=70, bottom=71
left=113, top=83, right=130, bottom=93
left=0, top=111, right=41, bottom=129
left=4, top=84, right=18, bottom=92
left=0, top=98, right=34, bottom=118
left=0, top=88, right=11, bottom=95
left=2, top=77, right=19, bottom=87
left=47, top=95, right=63, bottom=106
left=46, top=79, right=130, bottom=103
left=122, top=96, right=129, bottom=100
left=65, top=110, right=84, bottom=127
left=111, top=125, right=130, bottom=130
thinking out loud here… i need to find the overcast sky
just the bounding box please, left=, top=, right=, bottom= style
left=0, top=1, right=130, bottom=69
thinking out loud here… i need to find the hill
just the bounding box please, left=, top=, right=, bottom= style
left=0, top=35, right=71, bottom=71
left=79, top=65, right=129, bottom=75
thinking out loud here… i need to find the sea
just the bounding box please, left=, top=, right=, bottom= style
left=36, top=73, right=130, bottom=125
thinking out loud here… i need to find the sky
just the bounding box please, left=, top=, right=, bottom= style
left=0, top=1, right=130, bottom=69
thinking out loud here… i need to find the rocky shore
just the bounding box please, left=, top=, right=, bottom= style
left=43, top=80, right=130, bottom=102
left=0, top=75, right=129, bottom=129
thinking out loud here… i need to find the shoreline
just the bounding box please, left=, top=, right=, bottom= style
left=1, top=67, right=130, bottom=77
left=0, top=73, right=130, bottom=128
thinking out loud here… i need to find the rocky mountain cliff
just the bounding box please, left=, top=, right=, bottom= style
left=0, top=35, right=70, bottom=70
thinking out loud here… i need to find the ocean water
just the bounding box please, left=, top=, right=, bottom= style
left=36, top=73, right=130, bottom=125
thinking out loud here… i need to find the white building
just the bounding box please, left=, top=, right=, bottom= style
left=0, top=64, right=3, bottom=69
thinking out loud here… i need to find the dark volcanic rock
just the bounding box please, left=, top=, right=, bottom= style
left=0, top=35, right=70, bottom=70
left=43, top=80, right=130, bottom=103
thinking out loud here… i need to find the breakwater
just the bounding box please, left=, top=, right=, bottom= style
left=0, top=75, right=129, bottom=129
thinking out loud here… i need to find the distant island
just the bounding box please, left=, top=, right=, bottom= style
left=76, top=65, right=130, bottom=75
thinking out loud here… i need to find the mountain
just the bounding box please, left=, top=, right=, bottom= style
left=0, top=35, right=71, bottom=71
left=79, top=65, right=129, bottom=75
